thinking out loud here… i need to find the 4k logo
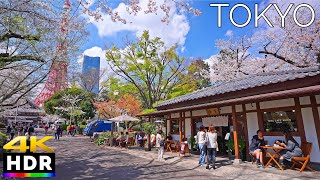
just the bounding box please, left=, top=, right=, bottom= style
left=3, top=136, right=54, bottom=153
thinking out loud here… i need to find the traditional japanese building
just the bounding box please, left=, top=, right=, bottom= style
left=3, top=99, right=46, bottom=124
left=140, top=67, right=320, bottom=163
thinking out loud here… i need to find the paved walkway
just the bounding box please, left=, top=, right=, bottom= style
left=50, top=136, right=320, bottom=179
left=1, top=136, right=319, bottom=180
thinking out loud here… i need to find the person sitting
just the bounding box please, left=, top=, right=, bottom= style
left=166, top=133, right=173, bottom=141
left=136, top=132, right=143, bottom=147
left=249, top=130, right=266, bottom=168
left=125, top=132, right=130, bottom=145
left=276, top=130, right=302, bottom=169
left=116, top=132, right=125, bottom=146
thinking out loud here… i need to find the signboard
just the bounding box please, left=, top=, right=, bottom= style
left=206, top=108, right=220, bottom=116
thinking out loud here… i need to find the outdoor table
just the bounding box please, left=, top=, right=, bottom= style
left=261, top=145, right=287, bottom=170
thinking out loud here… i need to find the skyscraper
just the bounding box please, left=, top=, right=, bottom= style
left=82, top=55, right=100, bottom=94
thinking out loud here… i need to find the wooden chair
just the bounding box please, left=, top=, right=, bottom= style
left=126, top=137, right=134, bottom=149
left=290, top=142, right=315, bottom=172
left=118, top=139, right=125, bottom=149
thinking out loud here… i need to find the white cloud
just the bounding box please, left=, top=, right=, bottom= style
left=86, top=0, right=190, bottom=48
left=225, top=30, right=233, bottom=37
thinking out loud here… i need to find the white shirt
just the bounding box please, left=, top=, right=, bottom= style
left=206, top=132, right=218, bottom=148
left=156, top=134, right=163, bottom=148
left=197, top=131, right=206, bottom=144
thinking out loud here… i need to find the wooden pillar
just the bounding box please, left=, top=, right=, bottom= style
left=242, top=104, right=250, bottom=161
left=256, top=102, right=264, bottom=132
left=294, top=98, right=306, bottom=143
left=147, top=116, right=151, bottom=151
left=179, top=112, right=183, bottom=142
left=310, top=96, right=320, bottom=149
left=232, top=105, right=240, bottom=159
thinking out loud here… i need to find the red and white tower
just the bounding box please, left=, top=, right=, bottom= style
left=34, top=0, right=71, bottom=106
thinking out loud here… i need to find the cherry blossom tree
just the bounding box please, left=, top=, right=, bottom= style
left=0, top=0, right=87, bottom=108
left=78, top=0, right=201, bottom=24
left=210, top=2, right=319, bottom=82
left=256, top=3, right=320, bottom=68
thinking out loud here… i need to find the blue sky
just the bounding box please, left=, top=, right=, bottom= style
left=79, top=0, right=318, bottom=69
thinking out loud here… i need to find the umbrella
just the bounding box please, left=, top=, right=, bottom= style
left=109, top=114, right=140, bottom=122
left=109, top=115, right=140, bottom=141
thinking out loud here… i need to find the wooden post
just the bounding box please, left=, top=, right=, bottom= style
left=179, top=112, right=183, bottom=142
left=310, top=96, right=320, bottom=149
left=294, top=98, right=307, bottom=143
left=232, top=105, right=240, bottom=160
left=148, top=116, right=151, bottom=151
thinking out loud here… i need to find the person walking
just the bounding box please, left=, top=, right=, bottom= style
left=55, top=126, right=61, bottom=140
left=197, top=126, right=207, bottom=166
left=156, top=130, right=165, bottom=161
left=6, top=124, right=11, bottom=137
left=9, top=125, right=15, bottom=141
left=44, top=124, right=49, bottom=135
left=206, top=126, right=218, bottom=170
left=18, top=124, right=23, bottom=136
left=26, top=124, right=34, bottom=153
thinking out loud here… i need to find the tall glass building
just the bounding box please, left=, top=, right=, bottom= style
left=82, top=55, right=100, bottom=93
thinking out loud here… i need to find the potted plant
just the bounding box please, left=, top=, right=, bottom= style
left=142, top=122, right=155, bottom=151
left=227, top=136, right=246, bottom=160
left=188, top=136, right=199, bottom=154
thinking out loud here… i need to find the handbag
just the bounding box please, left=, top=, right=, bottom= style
left=160, top=140, right=166, bottom=147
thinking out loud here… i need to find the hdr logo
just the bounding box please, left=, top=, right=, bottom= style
left=3, top=136, right=55, bottom=178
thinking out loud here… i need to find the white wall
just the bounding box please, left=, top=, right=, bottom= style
left=171, top=113, right=179, bottom=118
left=192, top=109, right=207, bottom=116
left=245, top=103, right=256, bottom=111
left=236, top=105, right=243, bottom=112
left=316, top=95, right=320, bottom=104
left=246, top=112, right=259, bottom=145
left=299, top=96, right=311, bottom=105
left=185, top=118, right=191, bottom=139
left=260, top=98, right=294, bottom=109
left=302, top=108, right=320, bottom=163
left=220, top=106, right=232, bottom=114
left=185, top=111, right=191, bottom=117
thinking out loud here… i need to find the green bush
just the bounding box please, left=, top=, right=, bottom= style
left=188, top=136, right=197, bottom=150
left=142, top=122, right=155, bottom=135
left=132, top=124, right=141, bottom=132
left=0, top=132, right=7, bottom=147
left=0, top=122, right=5, bottom=128
left=61, top=124, right=69, bottom=131
left=227, top=136, right=246, bottom=152
left=95, top=132, right=113, bottom=146
left=79, top=125, right=87, bottom=134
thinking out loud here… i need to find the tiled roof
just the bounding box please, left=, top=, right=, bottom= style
left=157, top=67, right=320, bottom=107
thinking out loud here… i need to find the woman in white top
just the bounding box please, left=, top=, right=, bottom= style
left=206, top=126, right=218, bottom=169
left=156, top=130, right=165, bottom=161
left=197, top=126, right=207, bottom=165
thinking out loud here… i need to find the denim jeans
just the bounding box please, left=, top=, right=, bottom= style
left=198, top=143, right=206, bottom=165
left=207, top=148, right=216, bottom=166
left=55, top=133, right=59, bottom=140
left=158, top=146, right=164, bottom=161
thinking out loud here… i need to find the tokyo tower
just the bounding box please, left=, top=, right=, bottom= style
left=34, top=0, right=71, bottom=106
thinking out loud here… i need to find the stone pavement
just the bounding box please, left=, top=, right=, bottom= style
left=1, top=136, right=319, bottom=180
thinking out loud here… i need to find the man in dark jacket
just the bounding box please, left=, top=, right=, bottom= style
left=249, top=130, right=265, bottom=167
